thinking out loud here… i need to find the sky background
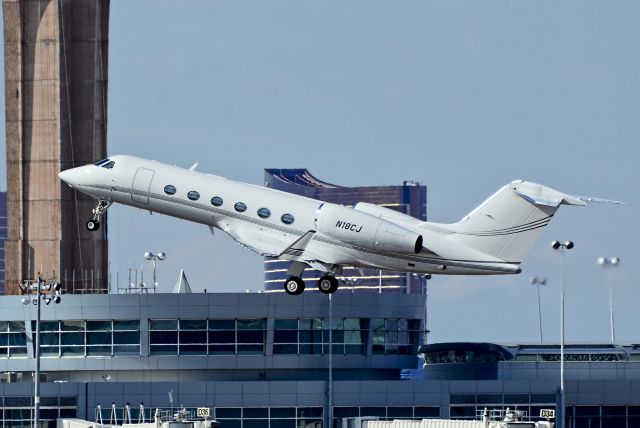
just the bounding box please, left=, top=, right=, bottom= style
left=1, top=1, right=639, bottom=344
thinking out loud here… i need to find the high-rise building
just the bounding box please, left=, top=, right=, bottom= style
left=263, top=169, right=427, bottom=293
left=0, top=191, right=6, bottom=294
left=3, top=0, right=110, bottom=294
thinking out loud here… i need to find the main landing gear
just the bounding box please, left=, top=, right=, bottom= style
left=284, top=276, right=305, bottom=295
left=317, top=275, right=339, bottom=294
left=86, top=199, right=112, bottom=232
left=283, top=274, right=339, bottom=295
left=282, top=261, right=340, bottom=295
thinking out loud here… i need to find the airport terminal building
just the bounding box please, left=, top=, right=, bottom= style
left=0, top=292, right=638, bottom=428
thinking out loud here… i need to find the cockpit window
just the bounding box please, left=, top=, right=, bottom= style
left=94, top=158, right=115, bottom=169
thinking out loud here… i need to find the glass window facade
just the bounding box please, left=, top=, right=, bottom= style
left=149, top=319, right=266, bottom=356
left=371, top=318, right=421, bottom=355
left=0, top=396, right=77, bottom=428
left=103, top=407, right=322, bottom=428
left=449, top=393, right=557, bottom=421
left=273, top=318, right=421, bottom=356
left=425, top=349, right=506, bottom=364
left=274, top=318, right=366, bottom=355
left=333, top=406, right=439, bottom=423
left=12, top=316, right=422, bottom=359
left=514, top=352, right=626, bottom=362
left=0, top=321, right=27, bottom=358
left=33, top=320, right=140, bottom=358
left=446, top=405, right=640, bottom=428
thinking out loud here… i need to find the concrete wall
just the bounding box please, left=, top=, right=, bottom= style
left=3, top=0, right=109, bottom=294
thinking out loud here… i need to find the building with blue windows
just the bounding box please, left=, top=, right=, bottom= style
left=0, top=292, right=638, bottom=428
left=263, top=169, right=427, bottom=294
left=0, top=292, right=428, bottom=427
left=0, top=191, right=6, bottom=294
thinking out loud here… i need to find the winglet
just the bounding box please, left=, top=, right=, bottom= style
left=189, top=162, right=199, bottom=171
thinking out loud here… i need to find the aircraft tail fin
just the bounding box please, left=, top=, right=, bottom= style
left=443, top=180, right=585, bottom=263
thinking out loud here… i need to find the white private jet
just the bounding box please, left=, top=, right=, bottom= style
left=58, top=155, right=618, bottom=295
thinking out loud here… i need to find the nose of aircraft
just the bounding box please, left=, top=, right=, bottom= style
left=58, top=167, right=81, bottom=187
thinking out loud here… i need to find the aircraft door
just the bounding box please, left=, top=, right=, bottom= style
left=131, top=167, right=155, bottom=204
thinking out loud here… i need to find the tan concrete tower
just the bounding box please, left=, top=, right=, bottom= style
left=3, top=0, right=110, bottom=294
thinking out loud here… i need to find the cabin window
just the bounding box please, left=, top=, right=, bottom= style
left=281, top=213, right=295, bottom=225
left=164, top=185, right=177, bottom=195
left=257, top=208, right=271, bottom=219
left=187, top=191, right=200, bottom=201
left=234, top=202, right=247, bottom=212
left=211, top=196, right=223, bottom=207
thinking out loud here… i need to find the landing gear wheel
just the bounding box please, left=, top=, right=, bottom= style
left=317, top=275, right=339, bottom=294
left=284, top=276, right=305, bottom=296
left=86, top=199, right=112, bottom=233
left=86, top=220, right=100, bottom=232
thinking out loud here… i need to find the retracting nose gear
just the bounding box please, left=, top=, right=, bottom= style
left=86, top=199, right=112, bottom=232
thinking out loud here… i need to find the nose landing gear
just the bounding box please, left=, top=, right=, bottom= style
left=86, top=199, right=112, bottom=232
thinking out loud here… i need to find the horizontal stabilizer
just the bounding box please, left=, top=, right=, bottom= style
left=575, top=195, right=629, bottom=205
left=514, top=181, right=585, bottom=207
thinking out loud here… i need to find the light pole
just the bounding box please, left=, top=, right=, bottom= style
left=597, top=256, right=620, bottom=343
left=413, top=273, right=432, bottom=344
left=19, top=275, right=62, bottom=428
left=144, top=252, right=166, bottom=289
left=529, top=276, right=547, bottom=342
left=551, top=240, right=574, bottom=428
left=327, top=293, right=333, bottom=428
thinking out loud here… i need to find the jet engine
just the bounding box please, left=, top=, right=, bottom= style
left=353, top=202, right=422, bottom=227
left=315, top=203, right=423, bottom=254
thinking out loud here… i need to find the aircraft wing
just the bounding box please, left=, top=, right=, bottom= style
left=218, top=219, right=293, bottom=256
left=277, top=231, right=334, bottom=273
left=217, top=220, right=330, bottom=268
left=218, top=221, right=334, bottom=272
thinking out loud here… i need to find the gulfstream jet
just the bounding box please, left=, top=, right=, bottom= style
left=58, top=155, right=614, bottom=295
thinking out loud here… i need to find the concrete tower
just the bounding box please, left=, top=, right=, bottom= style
left=3, top=0, right=110, bottom=294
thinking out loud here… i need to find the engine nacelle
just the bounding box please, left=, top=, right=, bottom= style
left=353, top=202, right=422, bottom=227
left=315, top=203, right=423, bottom=254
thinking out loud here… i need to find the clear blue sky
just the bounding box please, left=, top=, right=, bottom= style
left=2, top=1, right=639, bottom=344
